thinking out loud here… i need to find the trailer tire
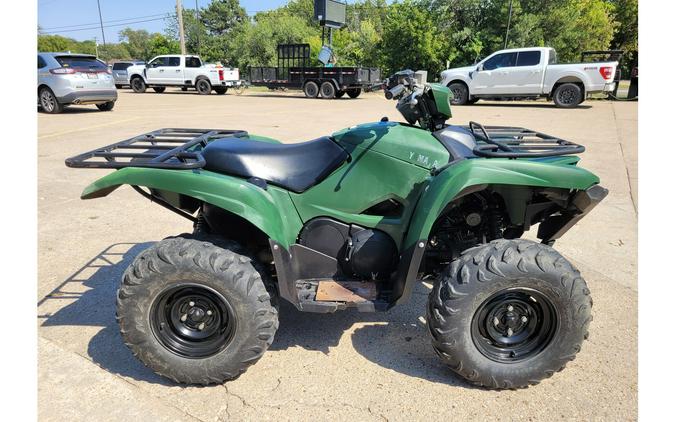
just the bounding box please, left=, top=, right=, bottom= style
left=427, top=239, right=592, bottom=389
left=196, top=78, right=212, bottom=95
left=347, top=88, right=361, bottom=99
left=336, top=90, right=345, bottom=99
left=303, top=81, right=319, bottom=98
left=214, top=87, right=228, bottom=95
left=153, top=87, right=166, bottom=93
left=117, top=236, right=279, bottom=385
left=320, top=81, right=336, bottom=99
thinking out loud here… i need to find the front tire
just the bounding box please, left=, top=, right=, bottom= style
left=426, top=239, right=592, bottom=389
left=553, top=83, right=583, bottom=108
left=447, top=82, right=469, bottom=105
left=196, top=78, right=212, bottom=95
left=96, top=101, right=115, bottom=111
left=117, top=236, right=279, bottom=385
left=131, top=77, right=146, bottom=93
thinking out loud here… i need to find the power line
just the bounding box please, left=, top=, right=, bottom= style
left=41, top=16, right=174, bottom=35
left=41, top=13, right=173, bottom=31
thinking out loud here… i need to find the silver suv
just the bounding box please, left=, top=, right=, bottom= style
left=38, top=52, right=118, bottom=113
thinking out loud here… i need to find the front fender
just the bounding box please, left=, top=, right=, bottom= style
left=81, top=168, right=303, bottom=248
left=403, top=158, right=600, bottom=249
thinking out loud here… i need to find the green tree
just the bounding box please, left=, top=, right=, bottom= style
left=380, top=0, right=445, bottom=76
left=118, top=28, right=153, bottom=60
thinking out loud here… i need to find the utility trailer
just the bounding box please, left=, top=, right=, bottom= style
left=249, top=44, right=381, bottom=99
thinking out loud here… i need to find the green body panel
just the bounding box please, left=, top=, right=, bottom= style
left=428, top=83, right=452, bottom=118
left=287, top=121, right=450, bottom=245
left=81, top=167, right=303, bottom=248
left=332, top=121, right=450, bottom=170
left=403, top=157, right=599, bottom=249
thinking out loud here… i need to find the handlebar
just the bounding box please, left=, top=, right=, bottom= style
left=384, top=84, right=405, bottom=100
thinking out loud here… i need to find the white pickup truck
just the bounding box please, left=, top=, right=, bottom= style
left=440, top=47, right=617, bottom=107
left=127, top=55, right=241, bottom=95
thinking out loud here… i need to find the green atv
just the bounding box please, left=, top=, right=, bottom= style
left=66, top=70, right=607, bottom=389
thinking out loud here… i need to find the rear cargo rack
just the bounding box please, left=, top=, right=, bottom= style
left=65, top=128, right=247, bottom=169
left=466, top=121, right=585, bottom=158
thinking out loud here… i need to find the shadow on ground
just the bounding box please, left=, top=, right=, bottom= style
left=38, top=243, right=470, bottom=388
left=465, top=102, right=592, bottom=109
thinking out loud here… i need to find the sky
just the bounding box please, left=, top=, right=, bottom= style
left=38, top=0, right=295, bottom=42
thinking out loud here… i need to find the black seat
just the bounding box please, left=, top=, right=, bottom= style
left=201, top=136, right=349, bottom=193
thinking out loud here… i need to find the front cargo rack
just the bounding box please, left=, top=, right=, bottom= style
left=466, top=121, right=585, bottom=158
left=65, top=128, right=247, bottom=169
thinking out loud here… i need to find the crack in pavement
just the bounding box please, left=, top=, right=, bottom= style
left=612, top=103, right=638, bottom=215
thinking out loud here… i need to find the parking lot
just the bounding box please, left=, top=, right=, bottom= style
left=38, top=89, right=637, bottom=421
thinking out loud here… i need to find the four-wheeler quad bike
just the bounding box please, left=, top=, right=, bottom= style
left=66, top=69, right=607, bottom=389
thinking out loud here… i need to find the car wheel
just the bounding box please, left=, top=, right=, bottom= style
left=303, top=81, right=319, bottom=98
left=116, top=236, right=279, bottom=385
left=447, top=82, right=469, bottom=105
left=214, top=87, right=228, bottom=95
left=39, top=87, right=64, bottom=114
left=131, top=77, right=146, bottom=93
left=115, top=84, right=123, bottom=89
left=96, top=101, right=115, bottom=111
left=181, top=86, right=188, bottom=91
left=553, top=83, right=583, bottom=108
left=153, top=87, right=166, bottom=93
left=196, top=79, right=212, bottom=95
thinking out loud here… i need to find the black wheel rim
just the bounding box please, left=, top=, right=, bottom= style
left=558, top=88, right=579, bottom=105
left=132, top=79, right=143, bottom=91
left=40, top=90, right=55, bottom=111
left=197, top=81, right=209, bottom=93
left=471, top=288, right=557, bottom=363
left=150, top=284, right=237, bottom=358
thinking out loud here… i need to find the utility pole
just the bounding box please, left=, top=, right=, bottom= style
left=195, top=0, right=200, bottom=56
left=96, top=0, right=106, bottom=46
left=504, top=0, right=513, bottom=49
left=177, top=0, right=186, bottom=55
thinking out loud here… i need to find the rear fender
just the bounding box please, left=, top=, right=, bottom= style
left=81, top=167, right=303, bottom=248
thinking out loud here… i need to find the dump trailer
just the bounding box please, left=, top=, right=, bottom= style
left=249, top=44, right=381, bottom=99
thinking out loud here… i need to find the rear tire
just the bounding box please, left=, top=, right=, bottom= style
left=196, top=79, right=212, bottom=95
left=303, top=81, right=319, bottom=98
left=447, top=82, right=469, bottom=105
left=117, top=236, right=279, bottom=385
left=335, top=90, right=345, bottom=99
left=39, top=87, right=64, bottom=114
left=96, top=101, right=115, bottom=111
left=131, top=77, right=146, bottom=93
left=553, top=83, right=583, bottom=108
left=426, top=239, right=592, bottom=389
left=320, top=81, right=336, bottom=99
left=153, top=87, right=166, bottom=93
left=347, top=88, right=361, bottom=99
